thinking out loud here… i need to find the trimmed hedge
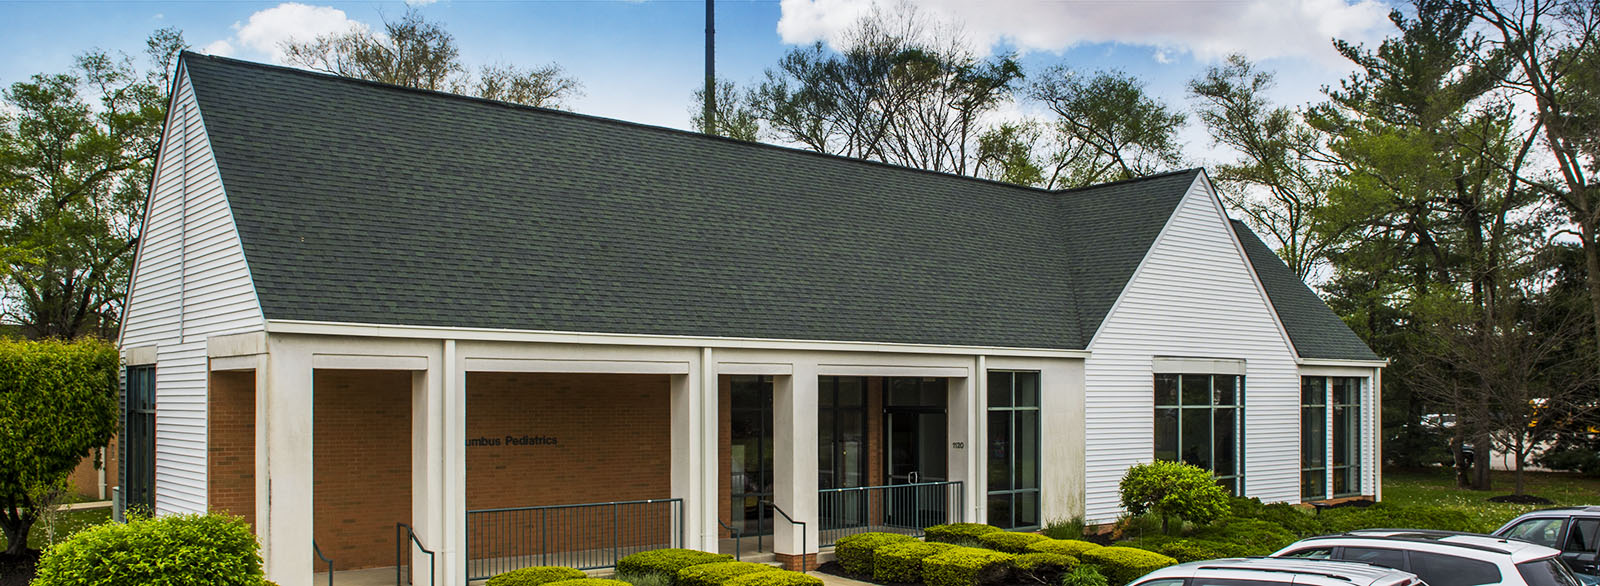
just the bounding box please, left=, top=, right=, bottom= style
left=1026, top=539, right=1103, bottom=557
left=834, top=532, right=917, bottom=575
left=675, top=562, right=781, bottom=586
left=1010, top=552, right=1078, bottom=585
left=873, top=541, right=959, bottom=583
left=1188, top=518, right=1295, bottom=553
left=976, top=531, right=1050, bottom=553
left=1116, top=536, right=1256, bottom=563
left=616, top=549, right=733, bottom=581
left=545, top=580, right=632, bottom=586
left=1079, top=547, right=1177, bottom=586
left=922, top=547, right=1015, bottom=586
left=32, top=512, right=263, bottom=586
left=723, top=570, right=823, bottom=586
left=487, top=566, right=589, bottom=586
left=924, top=523, right=1004, bottom=544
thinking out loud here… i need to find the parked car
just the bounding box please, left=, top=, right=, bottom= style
left=1495, top=507, right=1600, bottom=580
left=1126, top=557, right=1426, bottom=586
left=1272, top=529, right=1582, bottom=586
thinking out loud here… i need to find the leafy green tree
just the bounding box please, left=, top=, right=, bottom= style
left=1028, top=67, right=1186, bottom=187
left=284, top=9, right=581, bottom=109
left=691, top=79, right=761, bottom=141
left=0, top=29, right=184, bottom=340
left=1118, top=461, right=1230, bottom=535
left=0, top=338, right=119, bottom=556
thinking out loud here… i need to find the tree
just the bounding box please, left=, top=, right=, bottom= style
left=0, top=338, right=119, bottom=555
left=0, top=28, right=185, bottom=340
left=1189, top=55, right=1348, bottom=279
left=691, top=79, right=760, bottom=141
left=283, top=9, right=582, bottom=109
left=1028, top=67, right=1186, bottom=187
left=1118, top=460, right=1230, bottom=535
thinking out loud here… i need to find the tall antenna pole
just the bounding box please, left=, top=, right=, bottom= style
left=704, top=0, right=716, bottom=134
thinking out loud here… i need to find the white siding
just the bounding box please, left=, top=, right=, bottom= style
left=118, top=63, right=265, bottom=515
left=1082, top=176, right=1301, bottom=522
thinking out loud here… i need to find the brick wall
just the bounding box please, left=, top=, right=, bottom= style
left=208, top=370, right=255, bottom=526
left=465, top=373, right=673, bottom=558
left=313, top=370, right=412, bottom=570
left=67, top=434, right=115, bottom=500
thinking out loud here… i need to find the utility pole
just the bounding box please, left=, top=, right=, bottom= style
left=704, top=0, right=716, bottom=134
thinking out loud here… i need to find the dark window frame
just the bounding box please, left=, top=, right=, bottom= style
left=818, top=376, right=869, bottom=490
left=124, top=364, right=157, bottom=513
left=987, top=370, right=1041, bottom=530
left=1154, top=373, right=1245, bottom=494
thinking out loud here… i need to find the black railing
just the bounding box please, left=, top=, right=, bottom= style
left=761, top=501, right=807, bottom=572
left=396, top=523, right=436, bottom=586
left=717, top=518, right=743, bottom=560
left=819, top=481, right=963, bottom=546
left=465, top=498, right=684, bottom=581
left=313, top=540, right=333, bottom=586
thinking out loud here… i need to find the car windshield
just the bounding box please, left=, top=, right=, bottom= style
left=1519, top=557, right=1584, bottom=586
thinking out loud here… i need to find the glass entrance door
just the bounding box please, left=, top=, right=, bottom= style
left=886, top=411, right=947, bottom=484
left=883, top=378, right=947, bottom=528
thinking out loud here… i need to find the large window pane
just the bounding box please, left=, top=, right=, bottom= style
left=1155, top=374, right=1179, bottom=406
left=1214, top=375, right=1238, bottom=406
left=1015, top=491, right=1039, bottom=528
left=988, top=410, right=1011, bottom=492
left=1181, top=375, right=1210, bottom=406
left=1182, top=408, right=1212, bottom=469
left=1154, top=408, right=1179, bottom=462
left=1333, top=406, right=1352, bottom=467
left=988, top=370, right=1042, bottom=530
left=1018, top=411, right=1039, bottom=489
left=1154, top=373, right=1244, bottom=492
left=1303, top=406, right=1326, bottom=468
left=1016, top=372, right=1039, bottom=407
left=1302, top=376, right=1326, bottom=405
left=989, top=372, right=1012, bottom=408
left=1214, top=407, right=1237, bottom=477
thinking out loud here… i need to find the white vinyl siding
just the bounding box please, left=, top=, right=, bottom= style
left=1082, top=176, right=1301, bottom=522
left=118, top=64, right=264, bottom=515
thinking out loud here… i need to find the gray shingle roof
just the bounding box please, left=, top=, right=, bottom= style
left=176, top=52, right=1369, bottom=357
left=1232, top=220, right=1382, bottom=361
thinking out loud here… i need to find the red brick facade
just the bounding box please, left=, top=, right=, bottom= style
left=208, top=370, right=255, bottom=526
left=313, top=370, right=413, bottom=570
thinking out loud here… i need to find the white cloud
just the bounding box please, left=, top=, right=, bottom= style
left=206, top=3, right=369, bottom=65
left=776, top=0, right=1392, bottom=67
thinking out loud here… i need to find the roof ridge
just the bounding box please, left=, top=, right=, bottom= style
left=179, top=51, right=1121, bottom=197
left=1052, top=168, right=1204, bottom=196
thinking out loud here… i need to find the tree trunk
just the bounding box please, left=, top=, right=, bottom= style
left=1474, top=432, right=1493, bottom=491
left=1, top=514, right=34, bottom=556
left=1515, top=438, right=1527, bottom=497
left=1582, top=220, right=1600, bottom=360
left=1452, top=435, right=1470, bottom=488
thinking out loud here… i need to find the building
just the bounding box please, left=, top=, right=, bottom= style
left=117, top=53, right=1385, bottom=586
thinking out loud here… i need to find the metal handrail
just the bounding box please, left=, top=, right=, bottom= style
left=468, top=497, right=680, bottom=514
left=717, top=518, right=743, bottom=560
left=466, top=497, right=685, bottom=579
left=760, top=500, right=808, bottom=573
left=396, top=523, right=436, bottom=586
left=313, top=540, right=333, bottom=586
left=817, top=480, right=960, bottom=494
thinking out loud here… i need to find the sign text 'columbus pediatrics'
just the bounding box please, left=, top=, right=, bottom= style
left=466, top=435, right=559, bottom=447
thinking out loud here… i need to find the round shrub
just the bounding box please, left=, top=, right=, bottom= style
left=32, top=512, right=262, bottom=586
left=487, top=566, right=589, bottom=586
left=922, top=547, right=1015, bottom=586
left=1010, top=552, right=1078, bottom=584
left=545, top=579, right=632, bottom=586
left=723, top=570, right=823, bottom=586
left=616, top=549, right=733, bottom=582
left=872, top=541, right=959, bottom=583
left=1026, top=539, right=1103, bottom=557
left=675, top=561, right=781, bottom=586
left=1062, top=566, right=1110, bottom=586
left=977, top=531, right=1050, bottom=553
left=833, top=532, right=917, bottom=576
left=1119, top=461, right=1230, bottom=534
left=924, top=523, right=1004, bottom=544
left=1079, top=546, right=1177, bottom=586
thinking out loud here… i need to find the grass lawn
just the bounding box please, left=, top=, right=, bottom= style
left=0, top=507, right=111, bottom=552
left=1384, top=467, right=1600, bottom=531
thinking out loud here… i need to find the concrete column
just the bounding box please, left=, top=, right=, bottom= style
left=411, top=351, right=445, bottom=585
left=253, top=358, right=271, bottom=569
left=671, top=347, right=717, bottom=552
left=772, top=364, right=818, bottom=570
left=440, top=340, right=467, bottom=586
left=263, top=341, right=314, bottom=586
left=947, top=361, right=979, bottom=524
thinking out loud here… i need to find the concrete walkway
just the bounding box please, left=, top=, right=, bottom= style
left=61, top=500, right=111, bottom=511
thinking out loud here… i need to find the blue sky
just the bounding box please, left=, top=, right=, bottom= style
left=1, top=0, right=1402, bottom=162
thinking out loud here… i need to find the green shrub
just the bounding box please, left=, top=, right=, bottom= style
left=872, top=541, right=958, bottom=583
left=722, top=570, right=823, bottom=586
left=617, top=573, right=674, bottom=586
left=1226, top=497, right=1325, bottom=536
left=1119, top=461, right=1231, bottom=534
left=1079, top=547, right=1177, bottom=586
left=1191, top=518, right=1295, bottom=552
left=978, top=531, right=1051, bottom=553
left=924, top=523, right=1004, bottom=544
left=1319, top=502, right=1481, bottom=533
left=615, top=549, right=733, bottom=582
left=544, top=579, right=632, bottom=586
left=487, top=566, right=589, bottom=586
left=1061, top=566, right=1110, bottom=586
left=1042, top=518, right=1087, bottom=540
left=1010, top=552, right=1077, bottom=585
left=1116, top=535, right=1256, bottom=562
left=834, top=532, right=917, bottom=575
left=1026, top=539, right=1103, bottom=557
left=31, top=512, right=261, bottom=586
left=922, top=547, right=1015, bottom=586
left=675, top=562, right=780, bottom=586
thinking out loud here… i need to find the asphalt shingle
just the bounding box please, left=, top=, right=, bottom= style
left=1232, top=220, right=1383, bottom=361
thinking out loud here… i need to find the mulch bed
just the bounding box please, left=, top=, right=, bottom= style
left=0, top=550, right=40, bottom=586
left=1488, top=494, right=1555, bottom=505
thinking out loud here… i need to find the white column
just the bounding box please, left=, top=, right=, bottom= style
left=970, top=356, right=988, bottom=524
left=253, top=357, right=271, bottom=569
left=263, top=341, right=314, bottom=586
left=947, top=360, right=979, bottom=524
left=411, top=351, right=445, bottom=585
left=440, top=340, right=468, bottom=586
left=773, top=364, right=819, bottom=569
left=671, top=348, right=717, bottom=552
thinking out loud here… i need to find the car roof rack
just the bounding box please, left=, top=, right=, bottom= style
left=1301, top=530, right=1513, bottom=555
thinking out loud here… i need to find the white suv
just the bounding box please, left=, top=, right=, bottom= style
left=1273, top=529, right=1582, bottom=586
left=1126, top=557, right=1425, bottom=586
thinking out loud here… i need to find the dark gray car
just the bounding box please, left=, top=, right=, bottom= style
left=1495, top=507, right=1600, bottom=579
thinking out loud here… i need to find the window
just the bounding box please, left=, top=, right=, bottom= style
left=1280, top=547, right=1334, bottom=559
left=1339, top=547, right=1405, bottom=570
left=729, top=376, right=773, bottom=535
left=818, top=376, right=868, bottom=490
left=1154, top=373, right=1243, bottom=494
left=1506, top=518, right=1566, bottom=549
left=124, top=365, right=157, bottom=513
left=1407, top=552, right=1501, bottom=586
left=988, top=371, right=1040, bottom=530
left=1301, top=376, right=1364, bottom=500
left=1517, top=558, right=1584, bottom=586
left=1567, top=519, right=1600, bottom=553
